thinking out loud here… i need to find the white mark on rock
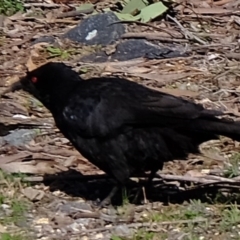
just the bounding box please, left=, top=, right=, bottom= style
left=12, top=114, right=30, bottom=119
left=85, top=29, right=97, bottom=40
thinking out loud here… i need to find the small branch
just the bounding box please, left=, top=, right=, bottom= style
left=72, top=211, right=128, bottom=223
left=121, top=32, right=188, bottom=43
left=0, top=32, right=36, bottom=50
left=24, top=3, right=60, bottom=8
left=205, top=175, right=238, bottom=183
left=157, top=174, right=214, bottom=184
left=21, top=174, right=109, bottom=183
left=78, top=218, right=207, bottom=235
left=225, top=52, right=240, bottom=61
left=109, top=21, right=181, bottom=38
left=21, top=173, right=240, bottom=187
left=56, top=8, right=94, bottom=19
left=166, top=14, right=206, bottom=45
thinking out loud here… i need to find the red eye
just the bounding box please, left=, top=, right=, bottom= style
left=31, top=77, right=38, bottom=83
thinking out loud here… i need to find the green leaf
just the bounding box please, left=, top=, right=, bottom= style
left=111, top=236, right=122, bottom=240
left=114, top=12, right=140, bottom=21
left=121, top=0, right=147, bottom=14
left=46, top=46, right=61, bottom=54
left=103, top=7, right=111, bottom=12
left=76, top=3, right=94, bottom=12
left=0, top=0, right=24, bottom=16
left=79, top=67, right=88, bottom=73
left=139, top=2, right=168, bottom=23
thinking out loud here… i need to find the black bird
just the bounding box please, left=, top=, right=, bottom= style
left=5, top=62, right=240, bottom=206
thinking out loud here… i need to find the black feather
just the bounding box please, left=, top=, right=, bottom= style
left=16, top=62, right=240, bottom=205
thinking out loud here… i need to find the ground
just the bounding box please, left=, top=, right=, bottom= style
left=1, top=0, right=240, bottom=239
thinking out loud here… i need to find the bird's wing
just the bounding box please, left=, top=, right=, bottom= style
left=61, top=81, right=222, bottom=138
left=132, top=92, right=222, bottom=121
left=61, top=93, right=135, bottom=138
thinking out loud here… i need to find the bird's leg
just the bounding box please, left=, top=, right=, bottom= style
left=147, top=170, right=157, bottom=187
left=143, top=170, right=157, bottom=203
left=98, top=185, right=119, bottom=208
left=133, top=170, right=158, bottom=204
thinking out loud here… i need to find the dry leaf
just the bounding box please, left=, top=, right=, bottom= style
left=33, top=218, right=50, bottom=224
left=0, top=161, right=57, bottom=174
left=159, top=88, right=199, bottom=98
left=104, top=65, right=151, bottom=74
left=0, top=223, right=7, bottom=233
left=52, top=214, right=73, bottom=227
left=2, top=75, right=19, bottom=87
left=185, top=170, right=206, bottom=177
left=0, top=152, right=31, bottom=164
left=25, top=57, right=37, bottom=72
left=22, top=187, right=45, bottom=201
left=133, top=72, right=198, bottom=84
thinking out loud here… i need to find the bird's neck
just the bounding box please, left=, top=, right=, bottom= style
left=47, top=81, right=79, bottom=114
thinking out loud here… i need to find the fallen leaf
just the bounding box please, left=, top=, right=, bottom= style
left=115, top=1, right=168, bottom=23
left=104, top=65, right=150, bottom=74
left=185, top=170, right=206, bottom=177
left=2, top=75, right=19, bottom=87
left=76, top=3, right=94, bottom=12
left=25, top=57, right=37, bottom=72
left=139, top=2, right=168, bottom=23
left=121, top=0, right=147, bottom=14
left=114, top=12, right=140, bottom=21
left=0, top=161, right=57, bottom=174
left=0, top=223, right=7, bottom=233
left=184, top=7, right=232, bottom=15
left=52, top=214, right=73, bottom=227
left=22, top=187, right=45, bottom=201
left=159, top=88, right=199, bottom=98
left=0, top=152, right=31, bottom=164
left=33, top=218, right=50, bottom=224
left=133, top=72, right=196, bottom=85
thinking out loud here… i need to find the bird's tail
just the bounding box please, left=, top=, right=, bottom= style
left=189, top=117, right=240, bottom=142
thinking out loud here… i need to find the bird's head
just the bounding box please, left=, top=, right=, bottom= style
left=2, top=62, right=82, bottom=109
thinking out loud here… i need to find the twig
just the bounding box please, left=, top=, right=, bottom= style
left=213, top=0, right=235, bottom=5
left=72, top=211, right=130, bottom=223
left=157, top=174, right=214, bottom=184
left=21, top=174, right=109, bottom=183
left=56, top=8, right=94, bottom=19
left=187, top=181, right=240, bottom=191
left=22, top=145, right=82, bottom=158
left=0, top=32, right=36, bottom=50
left=225, top=52, right=240, bottom=61
left=166, top=14, right=206, bottom=45
left=21, top=172, right=240, bottom=186
left=204, top=175, right=237, bottom=183
left=109, top=21, right=181, bottom=38
left=183, top=8, right=235, bottom=15
left=71, top=58, right=145, bottom=66
left=78, top=218, right=207, bottom=235
left=121, top=32, right=188, bottom=43
left=157, top=174, right=240, bottom=185
left=192, top=43, right=237, bottom=50
left=24, top=3, right=59, bottom=8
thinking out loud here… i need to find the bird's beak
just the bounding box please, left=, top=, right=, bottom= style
left=0, top=79, right=23, bottom=97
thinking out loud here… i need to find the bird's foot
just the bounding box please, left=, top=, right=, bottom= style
left=132, top=186, right=149, bottom=204
left=92, top=186, right=119, bottom=210
left=90, top=198, right=111, bottom=210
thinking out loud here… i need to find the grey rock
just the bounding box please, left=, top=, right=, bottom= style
left=63, top=12, right=125, bottom=46
left=58, top=201, right=92, bottom=215
left=112, top=224, right=134, bottom=237
left=0, top=129, right=38, bottom=147
left=75, top=218, right=92, bottom=227
left=31, top=36, right=55, bottom=45
left=81, top=39, right=188, bottom=62
left=15, top=218, right=30, bottom=228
